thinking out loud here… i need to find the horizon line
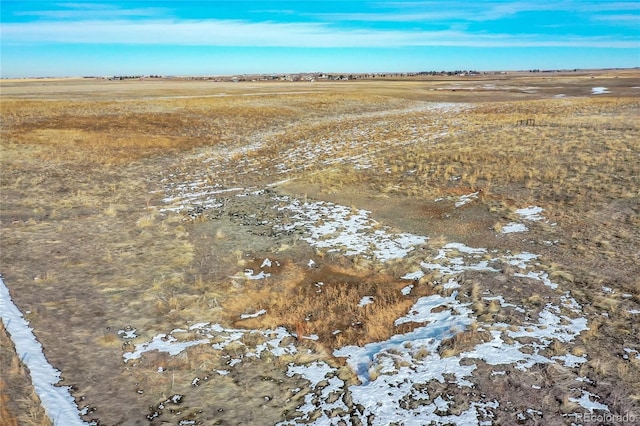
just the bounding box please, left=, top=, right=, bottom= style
left=2, top=66, right=639, bottom=80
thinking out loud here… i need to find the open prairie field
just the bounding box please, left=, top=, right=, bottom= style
left=1, top=69, right=639, bottom=425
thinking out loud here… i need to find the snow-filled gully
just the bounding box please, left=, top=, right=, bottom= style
left=0, top=276, right=91, bottom=425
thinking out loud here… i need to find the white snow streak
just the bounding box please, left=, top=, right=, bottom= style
left=0, top=277, right=90, bottom=425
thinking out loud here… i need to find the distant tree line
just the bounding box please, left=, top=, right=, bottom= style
left=100, top=75, right=163, bottom=80
left=529, top=69, right=580, bottom=73
left=417, top=70, right=482, bottom=76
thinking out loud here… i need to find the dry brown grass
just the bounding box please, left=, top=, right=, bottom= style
left=439, top=324, right=492, bottom=357
left=0, top=90, right=402, bottom=166
left=222, top=260, right=435, bottom=349
left=1, top=73, right=639, bottom=424
left=287, top=97, right=638, bottom=207
left=0, top=323, right=51, bottom=426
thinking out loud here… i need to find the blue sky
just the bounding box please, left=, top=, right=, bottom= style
left=1, top=1, right=639, bottom=77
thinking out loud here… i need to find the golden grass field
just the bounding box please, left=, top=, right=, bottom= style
left=1, top=69, right=639, bottom=425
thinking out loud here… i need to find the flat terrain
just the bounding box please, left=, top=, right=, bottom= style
left=1, top=70, right=639, bottom=425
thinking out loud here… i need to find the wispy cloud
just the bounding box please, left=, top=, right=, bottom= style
left=591, top=13, right=640, bottom=25
left=579, top=1, right=640, bottom=12
left=309, top=2, right=539, bottom=23
left=2, top=19, right=636, bottom=48
left=2, top=2, right=638, bottom=51
left=367, top=0, right=640, bottom=21
left=12, top=2, right=169, bottom=20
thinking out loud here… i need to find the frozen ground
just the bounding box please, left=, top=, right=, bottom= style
left=3, top=97, right=632, bottom=425
left=119, top=164, right=609, bottom=424
left=112, top=187, right=603, bottom=424
left=122, top=101, right=612, bottom=423
left=501, top=205, right=548, bottom=234
left=2, top=163, right=607, bottom=425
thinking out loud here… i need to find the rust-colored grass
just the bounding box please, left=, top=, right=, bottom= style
left=0, top=323, right=50, bottom=426
left=223, top=260, right=434, bottom=349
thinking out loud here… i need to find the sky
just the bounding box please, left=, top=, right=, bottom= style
left=1, top=1, right=639, bottom=77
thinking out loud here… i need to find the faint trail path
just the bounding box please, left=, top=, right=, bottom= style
left=160, top=101, right=471, bottom=212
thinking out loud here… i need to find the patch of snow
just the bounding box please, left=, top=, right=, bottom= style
left=358, top=296, right=374, bottom=307
left=455, top=192, right=479, bottom=207
left=623, top=348, right=640, bottom=360
left=280, top=361, right=349, bottom=425
left=240, top=309, right=267, bottom=319
left=401, top=270, right=424, bottom=281
left=395, top=292, right=473, bottom=327
left=160, top=186, right=244, bottom=213
left=401, top=284, right=414, bottom=295
left=465, top=330, right=551, bottom=371
left=421, top=254, right=497, bottom=275
left=515, top=270, right=558, bottom=290
left=260, top=258, right=272, bottom=268
left=124, top=324, right=298, bottom=366
left=188, top=322, right=210, bottom=330
left=443, top=242, right=487, bottom=254
left=0, top=277, right=91, bottom=425
left=553, top=353, right=587, bottom=368
left=483, top=295, right=525, bottom=312
left=338, top=308, right=474, bottom=384
left=501, top=222, right=528, bottom=233
left=443, top=278, right=461, bottom=289
left=591, top=87, right=610, bottom=95
left=569, top=390, right=609, bottom=412
left=561, top=292, right=583, bottom=314
left=506, top=251, right=538, bottom=268
left=516, top=206, right=544, bottom=221
left=274, top=197, right=427, bottom=262
left=123, top=333, right=211, bottom=362
left=244, top=269, right=271, bottom=280
left=117, top=328, right=137, bottom=339
left=511, top=304, right=588, bottom=342
left=286, top=361, right=332, bottom=386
